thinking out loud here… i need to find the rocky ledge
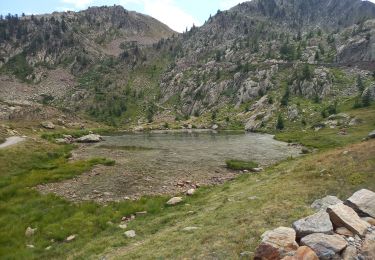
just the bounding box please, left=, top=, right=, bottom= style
left=255, top=189, right=375, bottom=260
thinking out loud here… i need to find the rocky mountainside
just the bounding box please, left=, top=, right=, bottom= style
left=0, top=0, right=374, bottom=130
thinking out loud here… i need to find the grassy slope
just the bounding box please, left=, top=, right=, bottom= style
left=0, top=106, right=374, bottom=259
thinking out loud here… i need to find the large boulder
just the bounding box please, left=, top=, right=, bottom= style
left=254, top=227, right=298, bottom=260
left=369, top=130, right=375, bottom=139
left=311, top=196, right=342, bottom=211
left=76, top=134, right=103, bottom=143
left=327, top=203, right=371, bottom=237
left=345, top=189, right=375, bottom=218
left=292, top=211, right=333, bottom=238
left=300, top=233, right=347, bottom=259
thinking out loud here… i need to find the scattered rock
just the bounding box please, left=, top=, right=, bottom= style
left=254, top=227, right=298, bottom=259
left=335, top=227, right=354, bottom=237
left=345, top=189, right=375, bottom=218
left=342, top=245, right=357, bottom=260
left=25, top=227, right=37, bottom=237
left=66, top=235, right=76, bottom=242
left=327, top=203, right=371, bottom=237
left=186, top=189, right=195, bottom=196
left=124, top=230, right=136, bottom=238
left=292, top=211, right=333, bottom=238
left=251, top=167, right=264, bottom=172
left=41, top=121, right=55, bottom=129
left=300, top=233, right=347, bottom=259
left=119, top=224, right=127, bottom=229
left=311, top=195, right=342, bottom=211
left=182, top=227, right=200, bottom=231
left=166, top=197, right=183, bottom=205
left=76, top=134, right=103, bottom=143
left=26, top=244, right=35, bottom=248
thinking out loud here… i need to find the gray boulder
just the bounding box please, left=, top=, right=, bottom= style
left=301, top=233, right=347, bottom=259
left=124, top=230, right=136, bottom=238
left=327, top=203, right=370, bottom=237
left=311, top=195, right=342, bottom=211
left=76, top=134, right=103, bottom=143
left=41, top=121, right=55, bottom=129
left=369, top=130, right=375, bottom=139
left=166, top=197, right=183, bottom=205
left=292, top=210, right=333, bottom=238
left=345, top=189, right=375, bottom=218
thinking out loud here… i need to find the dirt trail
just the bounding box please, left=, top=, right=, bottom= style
left=0, top=136, right=25, bottom=149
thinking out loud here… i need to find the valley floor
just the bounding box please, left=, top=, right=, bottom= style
left=0, top=105, right=374, bottom=259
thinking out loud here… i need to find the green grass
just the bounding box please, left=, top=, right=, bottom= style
left=225, top=159, right=259, bottom=171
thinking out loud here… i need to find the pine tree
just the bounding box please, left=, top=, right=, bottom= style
left=276, top=114, right=284, bottom=130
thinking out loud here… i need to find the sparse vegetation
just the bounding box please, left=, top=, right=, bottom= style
left=225, top=159, right=259, bottom=170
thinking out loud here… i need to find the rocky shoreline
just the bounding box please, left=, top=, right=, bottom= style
left=254, top=189, right=375, bottom=260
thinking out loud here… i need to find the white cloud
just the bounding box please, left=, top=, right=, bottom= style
left=119, top=0, right=200, bottom=33
left=61, top=0, right=94, bottom=9
left=219, top=0, right=243, bottom=10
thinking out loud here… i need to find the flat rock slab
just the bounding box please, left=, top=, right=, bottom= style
left=301, top=233, right=347, bottom=259
left=292, top=210, right=333, bottom=238
left=346, top=189, right=375, bottom=218
left=327, top=203, right=370, bottom=237
left=311, top=196, right=342, bottom=211
left=254, top=227, right=298, bottom=259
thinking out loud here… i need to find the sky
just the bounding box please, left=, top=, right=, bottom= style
left=1, top=0, right=375, bottom=32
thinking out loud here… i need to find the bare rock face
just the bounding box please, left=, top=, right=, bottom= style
left=345, top=189, right=375, bottom=218
left=311, top=195, right=342, bottom=211
left=292, top=211, right=333, bottom=238
left=300, top=233, right=347, bottom=259
left=327, top=203, right=371, bottom=237
left=254, top=227, right=298, bottom=260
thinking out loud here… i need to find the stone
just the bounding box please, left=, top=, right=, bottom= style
left=76, top=134, right=103, bottom=143
left=292, top=210, right=333, bottom=238
left=342, top=245, right=357, bottom=260
left=311, top=196, right=342, bottom=211
left=252, top=167, right=264, bottom=172
left=166, top=197, right=183, bottom=205
left=26, top=244, right=35, bottom=248
left=361, top=232, right=375, bottom=259
left=212, top=124, right=219, bottom=130
left=124, top=230, right=136, bottom=238
left=182, top=227, right=200, bottom=231
left=66, top=235, right=76, bottom=242
left=41, top=121, right=55, bottom=129
left=283, top=246, right=319, bottom=260
left=254, top=227, right=298, bottom=259
left=327, top=203, right=371, bottom=237
left=300, top=233, right=347, bottom=259
left=119, top=224, right=127, bottom=229
left=335, top=227, right=354, bottom=237
left=25, top=227, right=37, bottom=237
left=346, top=189, right=375, bottom=218
left=368, top=130, right=375, bottom=139
left=186, top=189, right=195, bottom=196
left=362, top=217, right=375, bottom=225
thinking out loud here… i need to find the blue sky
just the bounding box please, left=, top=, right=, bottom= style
left=1, top=0, right=375, bottom=32
left=0, top=0, right=243, bottom=32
